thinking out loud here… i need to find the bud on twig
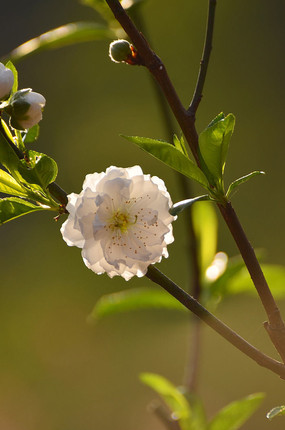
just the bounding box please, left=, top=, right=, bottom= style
left=109, top=39, right=142, bottom=65
left=5, top=88, right=46, bottom=130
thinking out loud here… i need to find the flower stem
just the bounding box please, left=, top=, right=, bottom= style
left=146, top=265, right=285, bottom=379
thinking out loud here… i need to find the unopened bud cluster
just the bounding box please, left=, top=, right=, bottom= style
left=0, top=62, right=46, bottom=130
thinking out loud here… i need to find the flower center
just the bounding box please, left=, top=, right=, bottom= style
left=109, top=210, right=136, bottom=233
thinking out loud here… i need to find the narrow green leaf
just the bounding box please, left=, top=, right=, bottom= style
left=199, top=113, right=235, bottom=188
left=24, top=124, right=40, bottom=144
left=266, top=406, right=285, bottom=420
left=89, top=287, right=186, bottom=320
left=0, top=197, right=47, bottom=225
left=224, top=264, right=285, bottom=299
left=0, top=126, right=24, bottom=183
left=192, top=201, right=218, bottom=275
left=5, top=61, right=18, bottom=93
left=8, top=22, right=115, bottom=62
left=19, top=150, right=58, bottom=189
left=140, top=373, right=191, bottom=430
left=0, top=169, right=29, bottom=197
left=226, top=171, right=265, bottom=198
left=122, top=135, right=209, bottom=188
left=170, top=195, right=210, bottom=216
left=173, top=134, right=188, bottom=156
left=208, top=393, right=264, bottom=430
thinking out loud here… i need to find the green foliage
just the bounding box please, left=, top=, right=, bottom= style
left=207, top=393, right=264, bottom=430
left=8, top=22, right=115, bottom=63
left=19, top=150, right=58, bottom=189
left=266, top=406, right=285, bottom=420
left=140, top=373, right=191, bottom=430
left=226, top=171, right=265, bottom=198
left=5, top=60, right=18, bottom=94
left=90, top=287, right=186, bottom=320
left=0, top=197, right=48, bottom=225
left=192, top=201, right=218, bottom=275
left=198, top=113, right=235, bottom=193
left=0, top=169, right=29, bottom=198
left=173, top=134, right=188, bottom=156
left=24, top=124, right=40, bottom=144
left=122, top=135, right=209, bottom=188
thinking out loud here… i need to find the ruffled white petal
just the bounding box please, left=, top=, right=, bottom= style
left=61, top=166, right=176, bottom=280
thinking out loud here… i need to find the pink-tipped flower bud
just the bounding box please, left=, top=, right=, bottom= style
left=5, top=89, right=46, bottom=130
left=0, top=63, right=14, bottom=101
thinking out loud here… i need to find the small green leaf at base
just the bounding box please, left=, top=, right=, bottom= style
left=89, top=287, right=186, bottom=321
left=226, top=171, right=265, bottom=198
left=122, top=135, right=209, bottom=188
left=24, top=124, right=40, bottom=144
left=19, top=150, right=58, bottom=189
left=208, top=393, right=264, bottom=430
left=5, top=61, right=18, bottom=94
left=266, top=406, right=285, bottom=420
left=140, top=373, right=191, bottom=428
left=0, top=197, right=48, bottom=225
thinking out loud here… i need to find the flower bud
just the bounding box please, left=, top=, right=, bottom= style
left=109, top=39, right=139, bottom=65
left=0, top=62, right=14, bottom=101
left=5, top=89, right=46, bottom=130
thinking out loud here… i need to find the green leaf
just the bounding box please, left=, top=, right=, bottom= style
left=0, top=124, right=24, bottom=183
left=192, top=201, right=218, bottom=275
left=89, top=287, right=186, bottom=320
left=208, top=393, right=264, bottom=430
left=173, top=134, right=188, bottom=156
left=169, top=195, right=210, bottom=216
left=140, top=373, right=191, bottom=430
left=226, top=171, right=265, bottom=198
left=19, top=150, right=58, bottom=189
left=122, top=135, right=209, bottom=188
left=8, top=22, right=115, bottom=63
left=0, top=197, right=47, bottom=225
left=199, top=113, right=235, bottom=189
left=266, top=406, right=285, bottom=420
left=5, top=61, right=18, bottom=93
left=0, top=169, right=29, bottom=197
left=224, top=264, right=285, bottom=299
left=24, top=124, right=40, bottom=144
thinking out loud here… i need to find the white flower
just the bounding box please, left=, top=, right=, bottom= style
left=7, top=89, right=46, bottom=130
left=61, top=166, right=176, bottom=281
left=0, top=62, right=14, bottom=100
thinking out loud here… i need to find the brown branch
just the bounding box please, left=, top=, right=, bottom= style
left=188, top=0, right=216, bottom=116
left=105, top=0, right=285, bottom=365
left=146, top=265, right=285, bottom=379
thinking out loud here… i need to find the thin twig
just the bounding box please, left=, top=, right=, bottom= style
left=188, top=0, right=216, bottom=116
left=146, top=265, right=285, bottom=379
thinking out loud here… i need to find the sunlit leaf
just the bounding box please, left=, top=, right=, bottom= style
left=224, top=264, right=285, bottom=299
left=90, top=287, right=186, bottom=320
left=226, top=171, right=265, bottom=198
left=208, top=393, right=264, bottom=430
left=192, top=201, right=218, bottom=275
left=140, top=373, right=191, bottom=430
left=0, top=197, right=47, bottom=225
left=199, top=113, right=235, bottom=189
left=0, top=125, right=23, bottom=183
left=266, top=406, right=285, bottom=420
left=173, top=134, right=188, bottom=156
left=0, top=169, right=29, bottom=197
left=122, top=135, right=209, bottom=188
left=8, top=22, right=115, bottom=63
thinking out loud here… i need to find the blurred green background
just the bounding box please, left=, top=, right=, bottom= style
left=1, top=0, right=285, bottom=429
